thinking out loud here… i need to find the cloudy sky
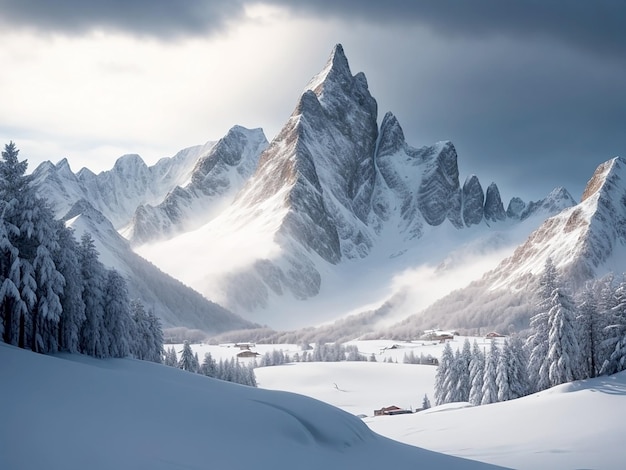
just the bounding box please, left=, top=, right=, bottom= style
left=0, top=1, right=624, bottom=203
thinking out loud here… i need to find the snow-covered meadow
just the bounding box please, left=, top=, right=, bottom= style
left=188, top=337, right=626, bottom=469
left=0, top=341, right=497, bottom=470
left=4, top=336, right=626, bottom=469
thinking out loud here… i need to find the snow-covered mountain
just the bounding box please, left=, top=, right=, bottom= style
left=380, top=157, right=626, bottom=335
left=123, top=125, right=268, bottom=244
left=134, top=45, right=574, bottom=328
left=61, top=199, right=257, bottom=335
left=31, top=44, right=590, bottom=333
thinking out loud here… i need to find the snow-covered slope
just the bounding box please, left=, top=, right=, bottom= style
left=386, top=159, right=624, bottom=334
left=62, top=199, right=257, bottom=334
left=0, top=343, right=500, bottom=470
left=196, top=338, right=626, bottom=470
left=367, top=370, right=626, bottom=470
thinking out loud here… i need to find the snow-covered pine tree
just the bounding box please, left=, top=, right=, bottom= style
left=130, top=300, right=163, bottom=362
left=468, top=340, right=485, bottom=406
left=200, top=352, right=218, bottom=377
left=54, top=224, right=86, bottom=353
left=0, top=215, right=21, bottom=344
left=422, top=393, right=431, bottom=410
left=496, top=339, right=512, bottom=402
left=434, top=342, right=454, bottom=405
left=164, top=346, right=178, bottom=367
left=576, top=282, right=601, bottom=378
left=594, top=274, right=618, bottom=371
left=103, top=269, right=133, bottom=358
left=481, top=339, right=499, bottom=405
left=547, top=286, right=582, bottom=387
left=345, top=345, right=363, bottom=361
left=78, top=232, right=108, bottom=357
left=456, top=339, right=472, bottom=402
left=527, top=258, right=558, bottom=393
left=0, top=141, right=37, bottom=348
left=599, top=275, right=626, bottom=375
left=507, top=335, right=530, bottom=399
left=146, top=309, right=164, bottom=363
left=178, top=340, right=199, bottom=372
left=443, top=349, right=463, bottom=403
left=30, top=198, right=64, bottom=353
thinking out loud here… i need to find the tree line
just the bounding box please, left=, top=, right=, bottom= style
left=435, top=258, right=626, bottom=406
left=164, top=341, right=257, bottom=387
left=0, top=142, right=162, bottom=361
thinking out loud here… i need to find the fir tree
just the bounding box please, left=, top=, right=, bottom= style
left=422, top=393, right=431, bottom=410
left=576, top=281, right=602, bottom=378
left=178, top=340, right=199, bottom=372
left=164, top=346, right=178, bottom=367
left=200, top=352, right=218, bottom=377
left=507, top=335, right=530, bottom=399
left=54, top=224, right=86, bottom=353
left=434, top=342, right=454, bottom=405
left=481, top=340, right=499, bottom=405
left=527, top=258, right=558, bottom=392
left=496, top=339, right=512, bottom=402
left=456, top=339, right=472, bottom=402
left=103, top=269, right=133, bottom=358
left=547, top=287, right=581, bottom=387
left=78, top=233, right=107, bottom=357
left=0, top=141, right=37, bottom=348
left=468, top=340, right=485, bottom=406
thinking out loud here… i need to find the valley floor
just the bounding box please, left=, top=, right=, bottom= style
left=250, top=338, right=626, bottom=470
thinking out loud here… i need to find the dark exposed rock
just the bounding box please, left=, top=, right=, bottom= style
left=462, top=175, right=485, bottom=226
left=417, top=141, right=461, bottom=226
left=484, top=182, right=507, bottom=223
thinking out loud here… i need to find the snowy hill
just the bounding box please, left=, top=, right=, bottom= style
left=185, top=338, right=626, bottom=469
left=0, top=342, right=500, bottom=470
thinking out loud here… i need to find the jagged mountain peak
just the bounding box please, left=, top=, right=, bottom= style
left=112, top=153, right=148, bottom=174
left=484, top=182, right=506, bottom=223
left=377, top=112, right=406, bottom=157
left=581, top=156, right=624, bottom=202
left=306, top=43, right=352, bottom=93
left=62, top=198, right=110, bottom=226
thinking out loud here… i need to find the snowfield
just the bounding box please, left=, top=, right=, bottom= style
left=4, top=337, right=626, bottom=469
left=0, top=342, right=498, bottom=470
left=252, top=338, right=626, bottom=470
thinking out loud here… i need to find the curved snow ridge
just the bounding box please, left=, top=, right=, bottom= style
left=251, top=395, right=372, bottom=448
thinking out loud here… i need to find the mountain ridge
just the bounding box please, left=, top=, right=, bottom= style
left=28, top=43, right=596, bottom=334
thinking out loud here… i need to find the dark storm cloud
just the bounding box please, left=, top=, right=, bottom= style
left=0, top=0, right=246, bottom=37
left=273, top=0, right=626, bottom=59
left=3, top=0, right=624, bottom=58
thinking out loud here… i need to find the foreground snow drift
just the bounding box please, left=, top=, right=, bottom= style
left=0, top=343, right=500, bottom=470
left=367, top=372, right=626, bottom=470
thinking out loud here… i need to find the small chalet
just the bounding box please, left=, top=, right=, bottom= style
left=485, top=332, right=506, bottom=339
left=236, top=350, right=260, bottom=358
left=374, top=406, right=413, bottom=416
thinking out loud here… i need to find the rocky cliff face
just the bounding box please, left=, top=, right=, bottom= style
left=462, top=175, right=485, bottom=226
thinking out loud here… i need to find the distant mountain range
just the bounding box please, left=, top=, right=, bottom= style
left=31, top=44, right=621, bottom=337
